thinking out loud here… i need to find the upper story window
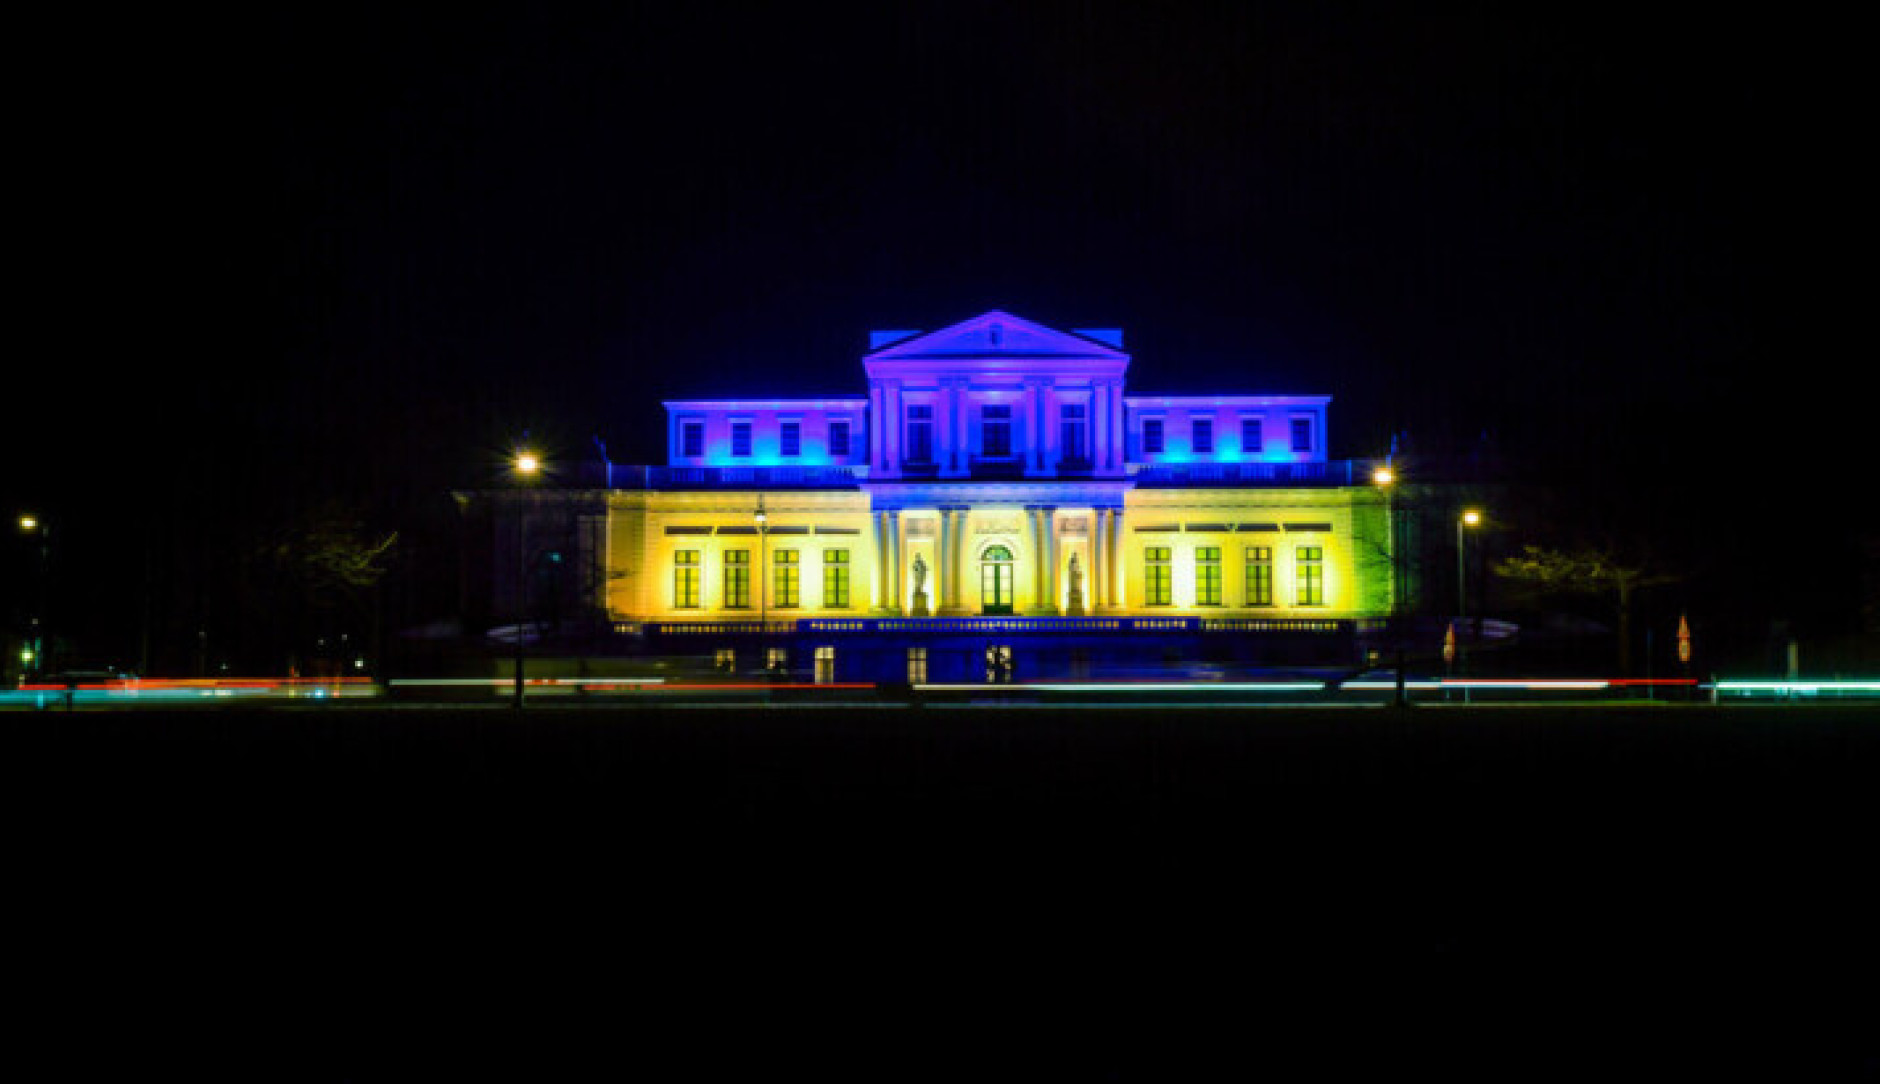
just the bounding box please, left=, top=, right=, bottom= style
left=828, top=419, right=850, bottom=457
left=780, top=420, right=801, bottom=457
left=1142, top=418, right=1164, bottom=455
left=1240, top=417, right=1262, bottom=457
left=981, top=404, right=1013, bottom=457
left=1061, top=403, right=1087, bottom=461
left=1290, top=416, right=1314, bottom=454
left=680, top=420, right=703, bottom=458
left=730, top=420, right=753, bottom=457
left=1193, top=418, right=1214, bottom=455
left=906, top=404, right=934, bottom=463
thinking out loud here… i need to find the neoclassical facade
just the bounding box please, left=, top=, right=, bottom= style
left=600, top=311, right=1393, bottom=638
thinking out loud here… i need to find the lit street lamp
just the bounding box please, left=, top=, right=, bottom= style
left=1370, top=465, right=1404, bottom=706
left=17, top=513, right=50, bottom=682
left=512, top=449, right=542, bottom=708
left=1457, top=508, right=1483, bottom=675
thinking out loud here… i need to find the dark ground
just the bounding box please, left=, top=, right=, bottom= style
left=11, top=705, right=1876, bottom=1077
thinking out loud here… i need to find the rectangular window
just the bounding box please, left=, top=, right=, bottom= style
left=906, top=646, right=928, bottom=685
left=1060, top=403, right=1087, bottom=461
left=673, top=550, right=700, bottom=608
left=981, top=404, right=1012, bottom=457
left=829, top=420, right=850, bottom=457
left=1296, top=545, right=1324, bottom=606
left=1143, top=418, right=1164, bottom=455
left=1145, top=546, right=1172, bottom=606
left=1193, top=418, right=1214, bottom=454
left=814, top=645, right=836, bottom=685
left=731, top=421, right=752, bottom=457
left=766, top=647, right=788, bottom=673
left=714, top=647, right=735, bottom=672
left=1196, top=546, right=1222, bottom=606
left=906, top=404, right=934, bottom=463
left=723, top=549, right=750, bottom=608
left=773, top=549, right=799, bottom=608
left=1245, top=546, right=1273, bottom=607
left=780, top=421, right=800, bottom=457
left=1241, top=417, right=1263, bottom=457
left=822, top=548, right=850, bottom=608
left=1290, top=416, right=1313, bottom=454
left=680, top=421, right=703, bottom=458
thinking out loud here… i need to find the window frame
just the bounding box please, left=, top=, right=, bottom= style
left=723, top=549, right=751, bottom=608
left=1144, top=545, right=1173, bottom=606
left=1142, top=417, right=1165, bottom=455
left=1195, top=545, right=1222, bottom=606
left=1295, top=544, right=1324, bottom=606
left=1245, top=545, right=1274, bottom=607
left=673, top=549, right=701, bottom=609
left=730, top=419, right=753, bottom=458
left=822, top=548, right=850, bottom=608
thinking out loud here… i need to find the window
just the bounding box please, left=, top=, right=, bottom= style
left=1143, top=418, right=1164, bottom=455
left=814, top=645, right=835, bottom=685
left=981, top=404, right=1012, bottom=457
left=1296, top=545, right=1324, bottom=606
left=829, top=420, right=851, bottom=457
left=1241, top=417, right=1263, bottom=457
left=780, top=421, right=800, bottom=457
left=766, top=647, right=788, bottom=673
left=681, top=421, right=703, bottom=458
left=906, top=404, right=934, bottom=463
left=906, top=646, right=928, bottom=684
left=673, top=550, right=700, bottom=608
left=723, top=549, right=750, bottom=608
left=1245, top=546, right=1273, bottom=607
left=1196, top=546, right=1222, bottom=606
left=1291, top=416, right=1313, bottom=454
left=1061, top=403, right=1087, bottom=461
left=1193, top=418, right=1213, bottom=454
left=1145, top=546, right=1172, bottom=606
left=731, top=421, right=752, bottom=457
left=773, top=549, right=799, bottom=608
left=714, top=648, right=735, bottom=672
left=822, top=548, right=850, bottom=608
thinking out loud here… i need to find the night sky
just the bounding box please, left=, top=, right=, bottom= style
left=6, top=3, right=1865, bottom=668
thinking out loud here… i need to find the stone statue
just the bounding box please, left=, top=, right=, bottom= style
left=1066, top=553, right=1086, bottom=616
left=910, top=553, right=931, bottom=617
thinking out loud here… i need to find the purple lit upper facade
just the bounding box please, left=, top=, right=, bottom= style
left=664, top=310, right=1328, bottom=478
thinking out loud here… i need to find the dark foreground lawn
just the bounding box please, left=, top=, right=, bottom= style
left=10, top=705, right=1877, bottom=1076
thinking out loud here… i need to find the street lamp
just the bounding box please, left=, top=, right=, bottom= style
left=17, top=513, right=49, bottom=682
left=1457, top=508, right=1483, bottom=675
left=1371, top=466, right=1404, bottom=706
left=512, top=450, right=542, bottom=708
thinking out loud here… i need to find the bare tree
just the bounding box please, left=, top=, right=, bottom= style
left=1494, top=544, right=1680, bottom=674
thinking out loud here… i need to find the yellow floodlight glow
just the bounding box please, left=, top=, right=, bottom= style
left=1371, top=466, right=1394, bottom=486
left=1461, top=508, right=1482, bottom=528
left=514, top=452, right=542, bottom=475
left=18, top=514, right=38, bottom=532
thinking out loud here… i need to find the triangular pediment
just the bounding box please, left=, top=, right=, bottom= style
left=865, top=310, right=1128, bottom=361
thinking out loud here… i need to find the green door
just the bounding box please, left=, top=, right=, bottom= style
left=981, top=545, right=1014, bottom=615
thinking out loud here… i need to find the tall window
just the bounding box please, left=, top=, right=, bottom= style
left=773, top=549, right=799, bottom=608
left=673, top=550, right=700, bottom=608
left=1143, top=418, right=1164, bottom=455
left=731, top=421, right=752, bottom=457
left=1196, top=546, right=1222, bottom=606
left=1295, top=545, right=1324, bottom=606
left=681, top=421, right=703, bottom=458
left=1193, top=418, right=1214, bottom=455
left=1245, top=546, right=1273, bottom=607
left=906, top=404, right=934, bottom=463
left=822, top=548, right=850, bottom=608
left=723, top=550, right=750, bottom=608
left=1145, top=546, right=1172, bottom=606
left=1061, top=403, right=1088, bottom=461
left=906, top=646, right=928, bottom=684
left=780, top=421, right=801, bottom=457
left=828, top=420, right=851, bottom=457
left=1290, top=416, right=1313, bottom=454
left=981, top=404, right=1012, bottom=457
left=814, top=645, right=836, bottom=685
left=1240, top=417, right=1263, bottom=457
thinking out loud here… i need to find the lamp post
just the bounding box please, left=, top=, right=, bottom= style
left=17, top=514, right=49, bottom=683
left=511, top=450, right=541, bottom=708
left=1370, top=466, right=1403, bottom=706
left=1457, top=508, right=1482, bottom=677
left=754, top=495, right=769, bottom=675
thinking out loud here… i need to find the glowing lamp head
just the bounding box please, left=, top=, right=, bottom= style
left=513, top=452, right=542, bottom=475
left=19, top=514, right=38, bottom=532
left=1461, top=509, right=1482, bottom=528
left=1371, top=466, right=1395, bottom=487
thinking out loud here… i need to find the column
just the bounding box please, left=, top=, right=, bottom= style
left=1108, top=508, right=1126, bottom=609
left=886, top=509, right=903, bottom=615
left=1093, top=508, right=1109, bottom=610
left=1045, top=510, right=1062, bottom=615
left=1022, top=380, right=1042, bottom=476
left=951, top=509, right=967, bottom=613
left=937, top=508, right=962, bottom=616
left=869, top=383, right=883, bottom=470
left=1110, top=380, right=1126, bottom=472
left=871, top=511, right=890, bottom=613
left=883, top=380, right=902, bottom=478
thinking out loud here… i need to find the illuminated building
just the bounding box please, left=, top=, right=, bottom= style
left=472, top=311, right=1399, bottom=681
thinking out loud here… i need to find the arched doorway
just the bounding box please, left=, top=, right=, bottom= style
left=980, top=545, right=1015, bottom=615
